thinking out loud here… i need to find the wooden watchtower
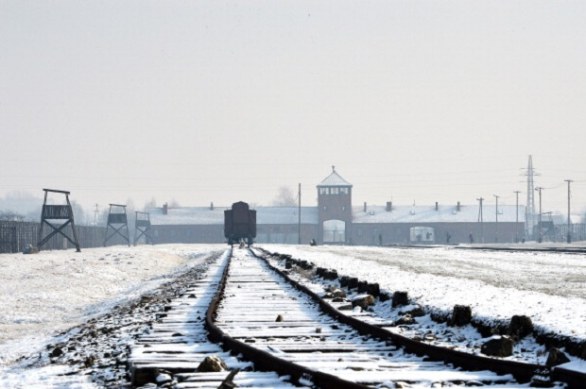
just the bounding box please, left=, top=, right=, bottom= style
left=104, top=204, right=130, bottom=246
left=134, top=211, right=153, bottom=245
left=37, top=189, right=81, bottom=252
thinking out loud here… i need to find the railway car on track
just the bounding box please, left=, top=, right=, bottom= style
left=224, top=201, right=256, bottom=246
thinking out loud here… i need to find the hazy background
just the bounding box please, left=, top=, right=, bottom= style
left=1, top=1, right=585, bottom=219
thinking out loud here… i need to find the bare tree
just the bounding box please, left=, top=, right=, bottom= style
left=0, top=210, right=25, bottom=221
left=0, top=191, right=41, bottom=221
left=70, top=201, right=86, bottom=225
left=272, top=186, right=297, bottom=206
left=143, top=197, right=157, bottom=211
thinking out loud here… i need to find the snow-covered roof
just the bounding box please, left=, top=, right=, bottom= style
left=317, top=167, right=352, bottom=187
left=148, top=203, right=525, bottom=226
left=353, top=204, right=526, bottom=224
left=149, top=207, right=227, bottom=225
left=149, top=206, right=319, bottom=226
left=257, top=207, right=319, bottom=225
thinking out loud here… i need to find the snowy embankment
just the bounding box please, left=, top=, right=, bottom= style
left=0, top=244, right=225, bottom=367
left=263, top=244, right=586, bottom=342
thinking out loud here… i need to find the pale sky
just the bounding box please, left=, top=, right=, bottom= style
left=1, top=1, right=585, bottom=215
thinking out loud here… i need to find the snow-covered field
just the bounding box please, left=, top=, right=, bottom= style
left=0, top=244, right=225, bottom=368
left=263, top=244, right=586, bottom=342
left=1, top=243, right=585, bottom=387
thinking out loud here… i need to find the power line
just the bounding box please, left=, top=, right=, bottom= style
left=522, top=155, right=537, bottom=239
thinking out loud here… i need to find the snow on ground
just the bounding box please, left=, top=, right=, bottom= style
left=263, top=244, right=586, bottom=342
left=1, top=243, right=584, bottom=387
left=0, top=244, right=225, bottom=368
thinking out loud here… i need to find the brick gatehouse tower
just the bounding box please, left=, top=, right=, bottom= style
left=317, top=166, right=353, bottom=244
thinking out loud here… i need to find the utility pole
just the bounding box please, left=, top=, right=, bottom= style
left=298, top=183, right=302, bottom=245
left=477, top=197, right=484, bottom=243
left=493, top=194, right=499, bottom=243
left=514, top=191, right=521, bottom=243
left=565, top=179, right=572, bottom=244
left=535, top=187, right=543, bottom=243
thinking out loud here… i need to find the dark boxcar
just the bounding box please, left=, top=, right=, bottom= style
left=224, top=201, right=256, bottom=245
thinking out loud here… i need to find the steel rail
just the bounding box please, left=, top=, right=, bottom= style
left=204, top=249, right=367, bottom=389
left=457, top=245, right=586, bottom=254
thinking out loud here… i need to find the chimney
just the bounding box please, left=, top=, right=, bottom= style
left=386, top=201, right=393, bottom=212
left=456, top=201, right=461, bottom=212
left=363, top=202, right=367, bottom=212
left=210, top=202, right=214, bottom=210
left=162, top=203, right=168, bottom=215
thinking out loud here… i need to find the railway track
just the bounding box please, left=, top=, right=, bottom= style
left=457, top=245, right=586, bottom=254
left=129, top=250, right=301, bottom=388
left=129, top=247, right=581, bottom=388
left=212, top=249, right=534, bottom=388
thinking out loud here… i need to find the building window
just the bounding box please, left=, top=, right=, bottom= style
left=321, top=186, right=349, bottom=196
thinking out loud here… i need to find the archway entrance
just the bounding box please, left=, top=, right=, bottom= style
left=323, top=219, right=345, bottom=243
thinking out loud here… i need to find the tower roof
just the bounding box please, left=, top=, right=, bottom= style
left=317, top=166, right=352, bottom=187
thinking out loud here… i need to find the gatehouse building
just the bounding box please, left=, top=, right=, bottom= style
left=149, top=167, right=525, bottom=245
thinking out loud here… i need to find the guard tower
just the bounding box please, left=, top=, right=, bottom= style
left=317, top=166, right=353, bottom=244
left=134, top=211, right=153, bottom=245
left=37, top=189, right=81, bottom=252
left=104, top=204, right=130, bottom=246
